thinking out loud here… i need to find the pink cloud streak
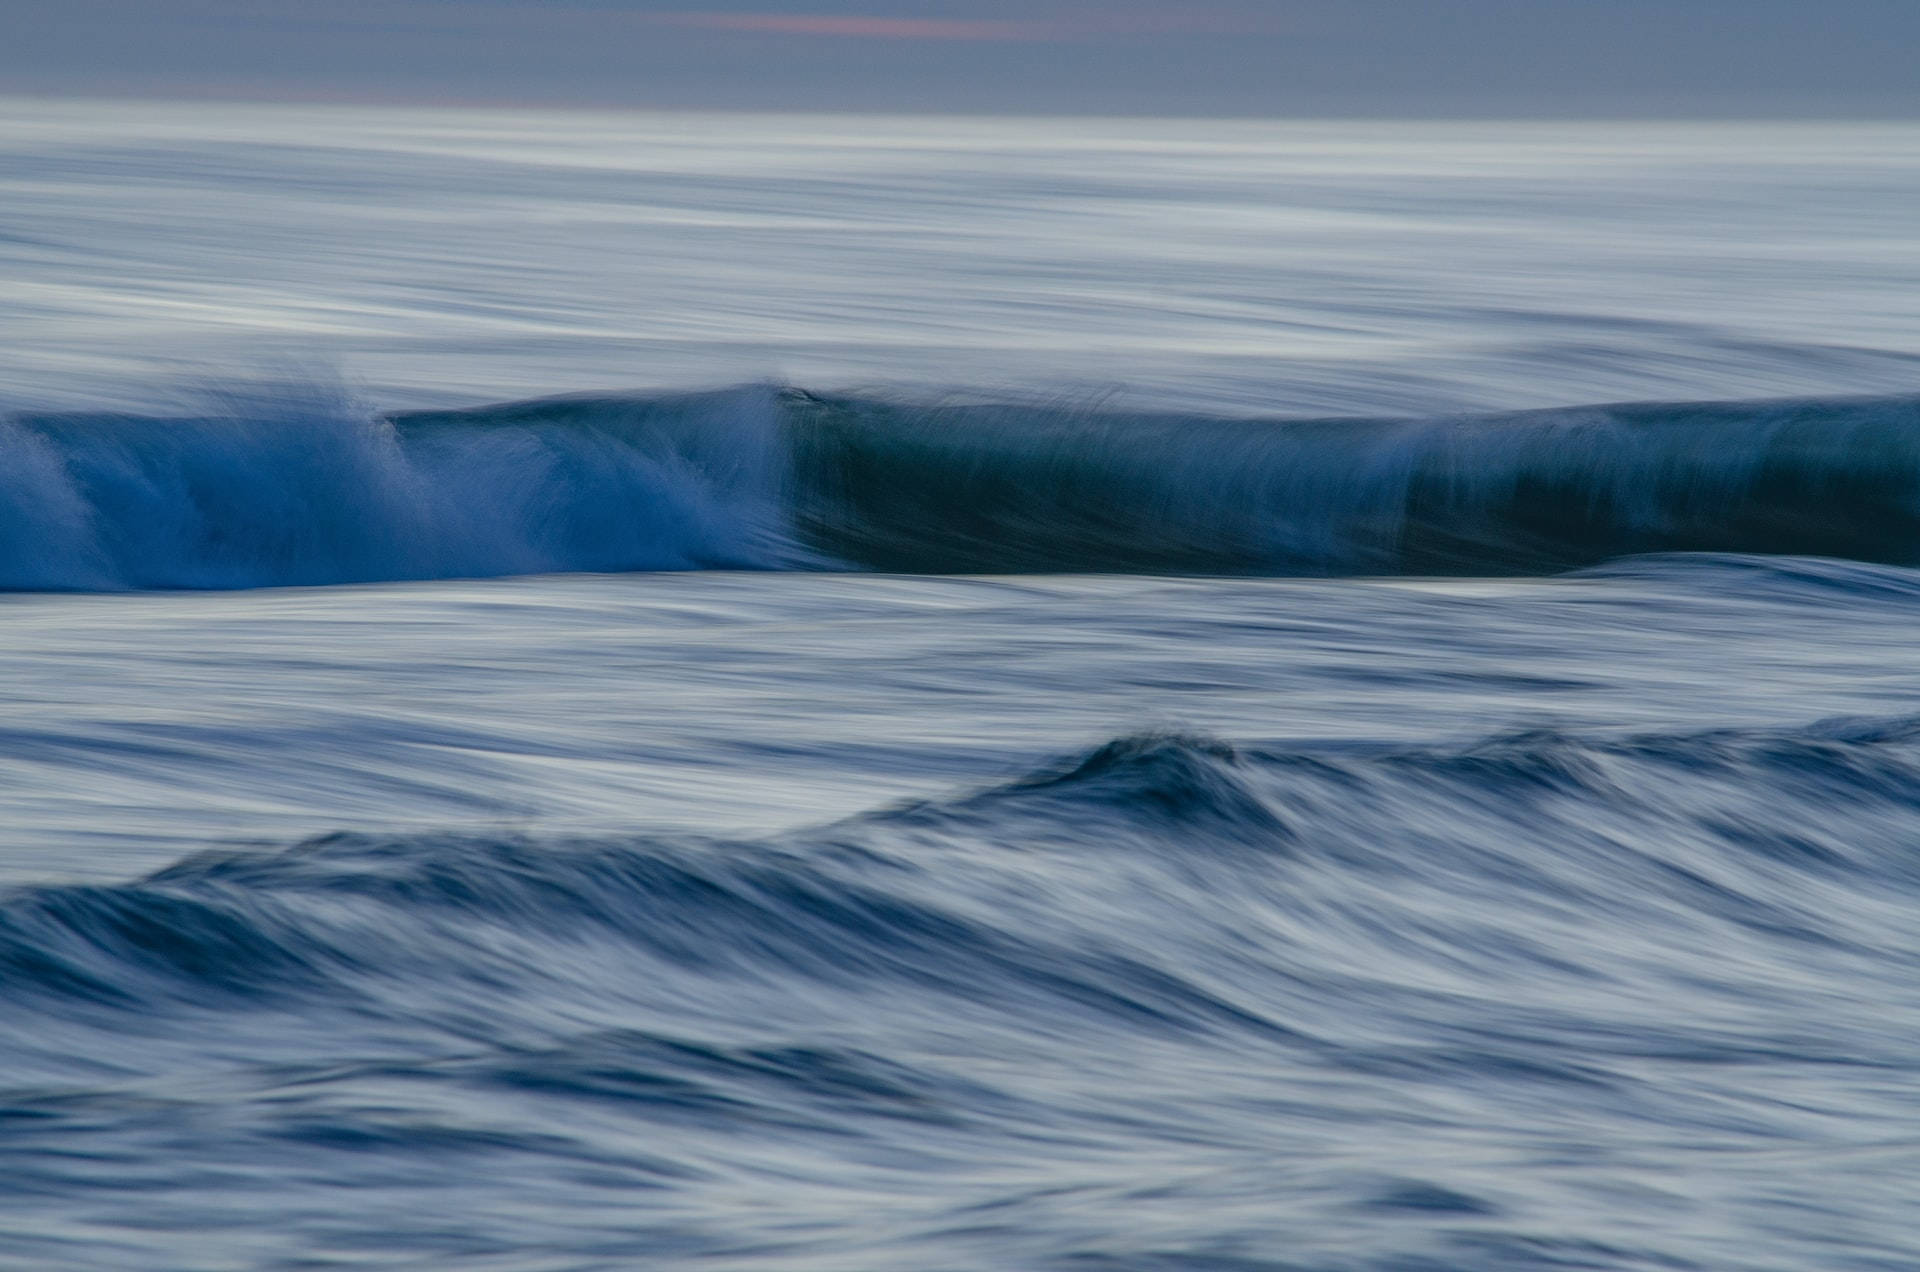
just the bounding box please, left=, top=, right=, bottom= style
left=654, top=13, right=1060, bottom=40
left=648, top=9, right=1292, bottom=41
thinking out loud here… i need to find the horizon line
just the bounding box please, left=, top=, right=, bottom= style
left=4, top=88, right=1918, bottom=125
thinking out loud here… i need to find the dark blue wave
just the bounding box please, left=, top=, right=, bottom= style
left=4, top=386, right=1920, bottom=588
left=783, top=389, right=1920, bottom=575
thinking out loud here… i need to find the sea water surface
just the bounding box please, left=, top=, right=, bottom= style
left=2, top=101, right=1920, bottom=1271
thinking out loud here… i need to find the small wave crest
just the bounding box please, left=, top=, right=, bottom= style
left=9, top=716, right=1920, bottom=1025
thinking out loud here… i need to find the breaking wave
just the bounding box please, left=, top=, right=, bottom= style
left=3, top=384, right=1919, bottom=588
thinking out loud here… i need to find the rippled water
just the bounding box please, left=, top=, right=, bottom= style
left=3, top=102, right=1920, bottom=1270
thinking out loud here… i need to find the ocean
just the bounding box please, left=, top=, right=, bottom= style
left=2, top=99, right=1919, bottom=1270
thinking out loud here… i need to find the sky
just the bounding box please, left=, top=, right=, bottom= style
left=3, top=0, right=1918, bottom=117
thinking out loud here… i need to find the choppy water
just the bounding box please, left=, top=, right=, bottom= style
left=3, top=101, right=1920, bottom=1270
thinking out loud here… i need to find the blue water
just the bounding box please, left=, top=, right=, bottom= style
left=3, top=102, right=1920, bottom=1270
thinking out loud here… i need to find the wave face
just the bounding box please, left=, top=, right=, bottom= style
left=4, top=721, right=1920, bottom=1267
left=787, top=390, right=1920, bottom=574
left=5, top=387, right=1920, bottom=588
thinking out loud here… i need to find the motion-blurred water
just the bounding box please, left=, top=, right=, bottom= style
left=5, top=101, right=1920, bottom=416
left=3, top=102, right=1920, bottom=1270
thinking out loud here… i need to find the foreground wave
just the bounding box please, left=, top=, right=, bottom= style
left=4, top=385, right=1920, bottom=588
left=4, top=721, right=1920, bottom=1267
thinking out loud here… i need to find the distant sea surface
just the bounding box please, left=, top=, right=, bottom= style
left=2, top=101, right=1919, bottom=1270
